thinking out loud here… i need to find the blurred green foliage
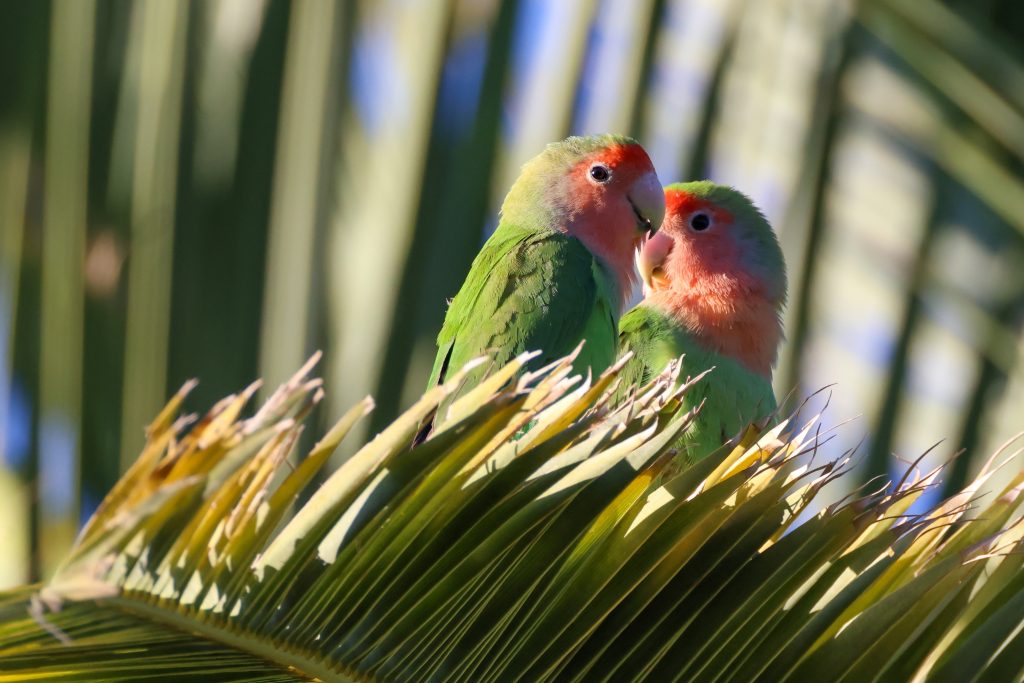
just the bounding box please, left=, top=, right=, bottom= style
left=0, top=0, right=1022, bottom=586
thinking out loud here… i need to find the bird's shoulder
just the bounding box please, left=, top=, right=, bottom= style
left=619, top=303, right=689, bottom=363
left=431, top=224, right=606, bottom=390
left=440, top=225, right=596, bottom=338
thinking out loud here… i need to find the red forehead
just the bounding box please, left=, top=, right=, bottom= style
left=579, top=143, right=653, bottom=175
left=666, top=189, right=733, bottom=222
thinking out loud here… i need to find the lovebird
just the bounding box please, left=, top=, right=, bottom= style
left=428, top=134, right=664, bottom=415
left=618, top=181, right=787, bottom=461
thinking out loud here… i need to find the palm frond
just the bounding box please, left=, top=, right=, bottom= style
left=1, top=355, right=1023, bottom=681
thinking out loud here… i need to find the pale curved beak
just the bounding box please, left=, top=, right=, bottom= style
left=627, top=171, right=665, bottom=237
left=637, top=230, right=673, bottom=296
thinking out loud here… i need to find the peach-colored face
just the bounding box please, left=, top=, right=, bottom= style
left=637, top=186, right=783, bottom=378
left=638, top=188, right=740, bottom=296
left=563, top=145, right=663, bottom=240
left=560, top=143, right=664, bottom=308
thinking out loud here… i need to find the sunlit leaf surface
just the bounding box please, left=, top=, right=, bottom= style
left=2, top=356, right=1022, bottom=681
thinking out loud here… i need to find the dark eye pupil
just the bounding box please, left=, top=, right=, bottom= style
left=691, top=213, right=710, bottom=231
left=590, top=165, right=609, bottom=182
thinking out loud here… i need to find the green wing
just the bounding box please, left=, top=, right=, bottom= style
left=617, top=305, right=685, bottom=390
left=429, top=224, right=618, bottom=412
left=618, top=304, right=777, bottom=461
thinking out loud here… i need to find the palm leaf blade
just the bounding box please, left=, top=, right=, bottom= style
left=0, top=355, right=1021, bottom=682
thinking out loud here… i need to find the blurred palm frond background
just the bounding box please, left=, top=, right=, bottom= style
left=1, top=0, right=1022, bottom=587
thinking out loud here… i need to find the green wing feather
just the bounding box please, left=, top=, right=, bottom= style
left=429, top=223, right=619, bottom=415
left=618, top=304, right=777, bottom=461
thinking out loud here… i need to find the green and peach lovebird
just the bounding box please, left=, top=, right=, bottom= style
left=618, top=181, right=787, bottom=462
left=427, top=134, right=664, bottom=417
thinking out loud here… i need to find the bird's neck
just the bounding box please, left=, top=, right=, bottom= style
left=648, top=277, right=782, bottom=380
left=566, top=207, right=642, bottom=312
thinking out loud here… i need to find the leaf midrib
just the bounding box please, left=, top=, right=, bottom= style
left=103, top=593, right=355, bottom=683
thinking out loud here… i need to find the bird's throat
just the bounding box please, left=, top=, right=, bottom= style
left=568, top=213, right=644, bottom=312
left=648, top=285, right=782, bottom=380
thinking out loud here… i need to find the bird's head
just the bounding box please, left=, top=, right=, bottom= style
left=502, top=134, right=664, bottom=308
left=637, top=181, right=787, bottom=378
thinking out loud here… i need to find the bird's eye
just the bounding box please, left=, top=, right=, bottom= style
left=589, top=164, right=611, bottom=183
left=690, top=212, right=711, bottom=231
